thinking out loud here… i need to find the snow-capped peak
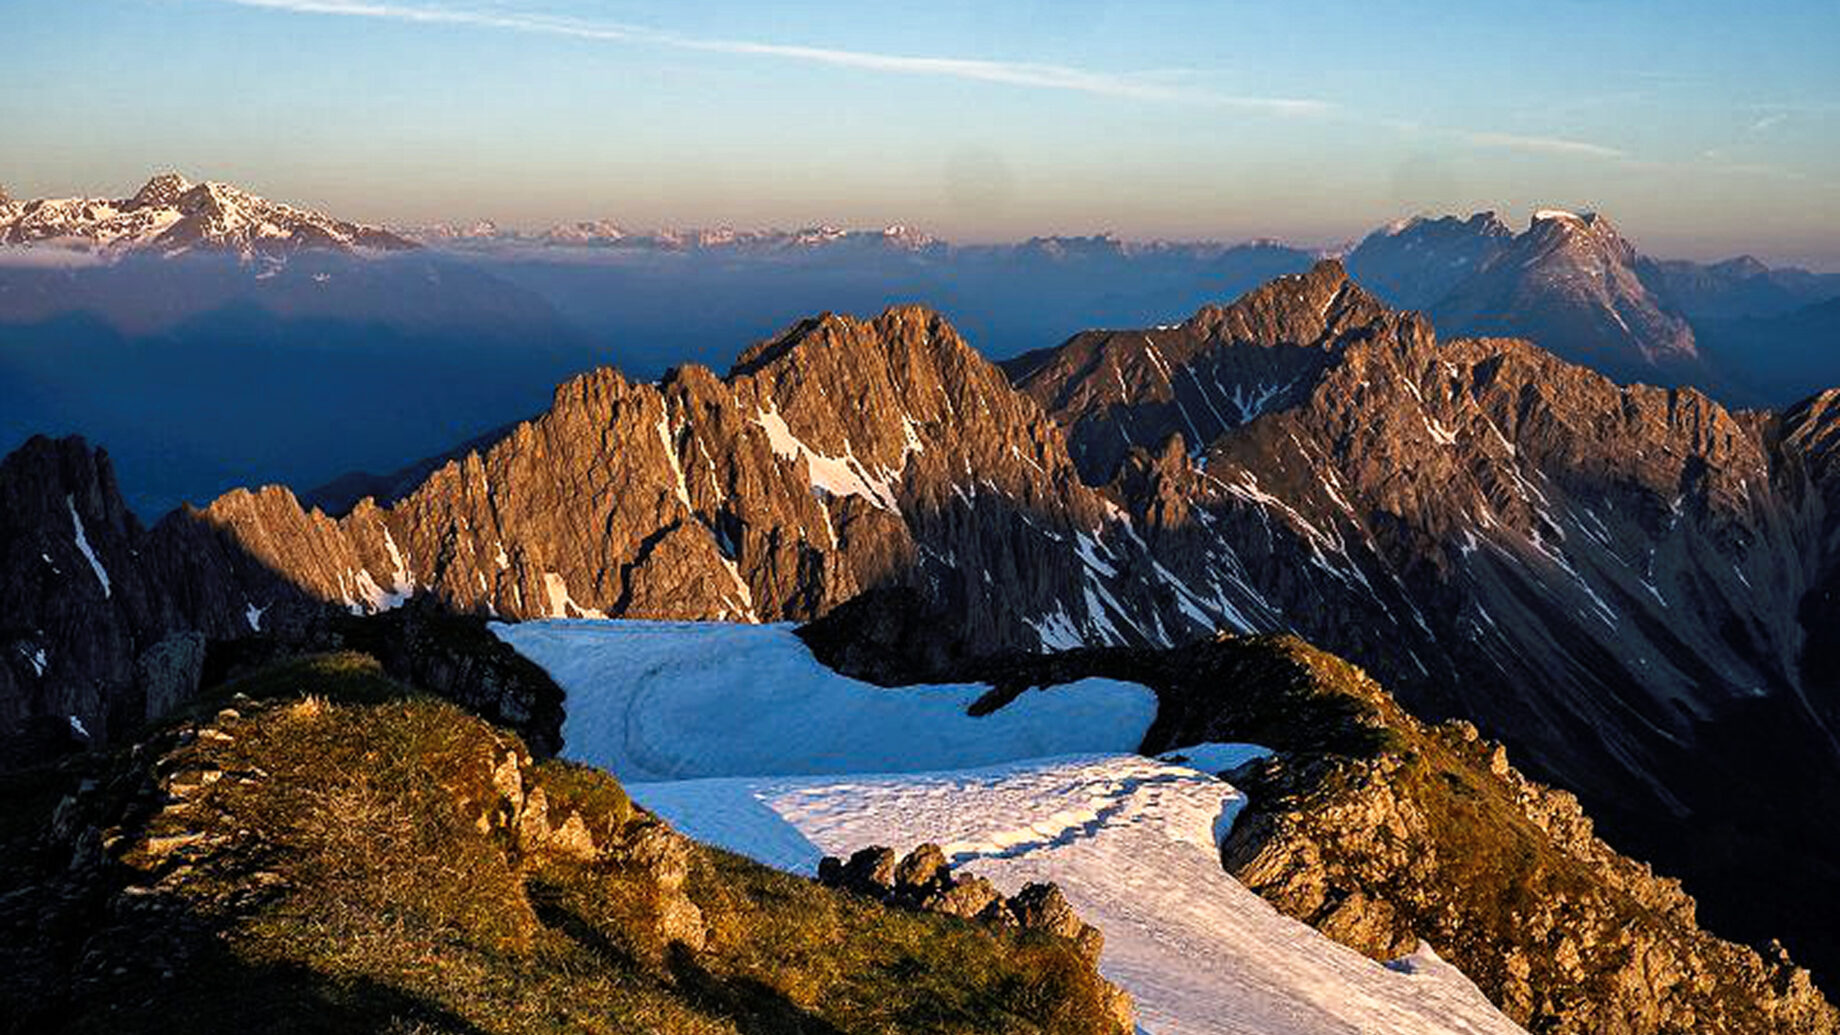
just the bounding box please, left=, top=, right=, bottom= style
left=130, top=172, right=195, bottom=209
left=0, top=173, right=417, bottom=261
left=414, top=218, right=940, bottom=254
left=1532, top=207, right=1582, bottom=223
left=880, top=223, right=938, bottom=249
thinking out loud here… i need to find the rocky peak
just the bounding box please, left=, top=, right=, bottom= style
left=1187, top=259, right=1376, bottom=341
left=879, top=223, right=937, bottom=249
left=1434, top=210, right=1696, bottom=369
left=0, top=437, right=183, bottom=751
left=176, top=180, right=240, bottom=217
left=1348, top=205, right=1699, bottom=376
left=1378, top=210, right=1513, bottom=242
left=1011, top=259, right=1424, bottom=482
left=1344, top=213, right=1515, bottom=322
left=1784, top=390, right=1840, bottom=487
left=1468, top=209, right=1513, bottom=234
left=128, top=172, right=194, bottom=209
left=1520, top=208, right=1635, bottom=264
left=1713, top=254, right=1772, bottom=279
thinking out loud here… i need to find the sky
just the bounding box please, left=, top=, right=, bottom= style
left=3, top=0, right=1837, bottom=267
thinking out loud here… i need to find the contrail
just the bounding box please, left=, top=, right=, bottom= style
left=199, top=0, right=1333, bottom=115
left=1465, top=131, right=1626, bottom=160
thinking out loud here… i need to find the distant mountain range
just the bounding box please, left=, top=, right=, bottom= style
left=3, top=174, right=1837, bottom=518
left=1346, top=209, right=1840, bottom=404
left=434, top=202, right=1840, bottom=408
left=416, top=217, right=943, bottom=254
left=0, top=177, right=598, bottom=516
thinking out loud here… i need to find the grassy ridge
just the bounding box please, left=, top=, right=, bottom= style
left=3, top=653, right=1127, bottom=1035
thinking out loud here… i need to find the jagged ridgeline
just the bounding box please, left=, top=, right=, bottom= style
left=5, top=263, right=1840, bottom=1017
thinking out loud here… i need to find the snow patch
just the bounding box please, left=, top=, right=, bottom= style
left=493, top=620, right=1156, bottom=781
left=656, top=414, right=693, bottom=509
left=634, top=754, right=1526, bottom=1035
left=1074, top=531, right=1118, bottom=578
left=1423, top=415, right=1458, bottom=446
left=66, top=496, right=110, bottom=598
left=381, top=529, right=414, bottom=600
left=1027, top=605, right=1086, bottom=651
left=754, top=406, right=901, bottom=511
left=495, top=620, right=1526, bottom=1035
left=1226, top=379, right=1288, bottom=424
left=1156, top=742, right=1272, bottom=775
left=542, top=573, right=607, bottom=620
left=17, top=644, right=48, bottom=677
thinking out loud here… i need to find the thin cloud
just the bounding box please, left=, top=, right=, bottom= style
left=1465, top=131, right=1626, bottom=160
left=201, top=0, right=1331, bottom=115
left=1749, top=113, right=1788, bottom=132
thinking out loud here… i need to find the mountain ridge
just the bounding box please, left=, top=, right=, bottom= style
left=1348, top=209, right=1701, bottom=380
left=6, top=264, right=1840, bottom=987
left=0, top=173, right=416, bottom=260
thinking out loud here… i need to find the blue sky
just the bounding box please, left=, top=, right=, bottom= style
left=3, top=0, right=1837, bottom=266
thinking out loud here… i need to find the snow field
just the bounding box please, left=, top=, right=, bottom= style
left=492, top=619, right=1157, bottom=781
left=496, top=619, right=1525, bottom=1035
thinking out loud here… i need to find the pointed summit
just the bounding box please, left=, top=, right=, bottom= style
left=1009, top=257, right=1410, bottom=482
left=130, top=172, right=195, bottom=209
left=1531, top=207, right=1585, bottom=224
left=1224, top=257, right=1355, bottom=313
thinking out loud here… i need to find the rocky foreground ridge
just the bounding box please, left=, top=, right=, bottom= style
left=799, top=595, right=1839, bottom=1035
left=0, top=651, right=1129, bottom=1034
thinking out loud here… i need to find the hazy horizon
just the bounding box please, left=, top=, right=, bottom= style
left=4, top=1, right=1837, bottom=269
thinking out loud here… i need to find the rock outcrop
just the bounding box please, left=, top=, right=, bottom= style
left=795, top=612, right=1839, bottom=1035
left=819, top=843, right=1109, bottom=963
left=1202, top=643, right=1839, bottom=1035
